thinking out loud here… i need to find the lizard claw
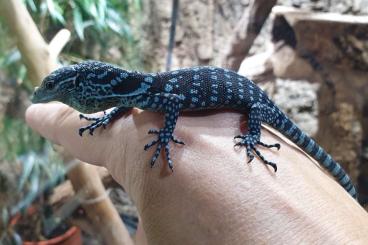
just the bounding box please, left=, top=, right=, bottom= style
left=78, top=107, right=128, bottom=136
left=79, top=128, right=85, bottom=136
left=234, top=134, right=278, bottom=172
left=170, top=134, right=185, bottom=145
left=257, top=141, right=281, bottom=150
left=145, top=128, right=184, bottom=169
left=234, top=135, right=243, bottom=140
left=247, top=154, right=254, bottom=163
left=144, top=139, right=159, bottom=150
left=148, top=129, right=159, bottom=134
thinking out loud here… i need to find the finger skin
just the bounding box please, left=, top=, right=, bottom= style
left=26, top=103, right=105, bottom=164
left=25, top=103, right=368, bottom=245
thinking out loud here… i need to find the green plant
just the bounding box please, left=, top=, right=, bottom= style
left=0, top=116, right=44, bottom=160
left=0, top=1, right=144, bottom=242
left=0, top=0, right=143, bottom=89
left=0, top=144, right=68, bottom=244
left=24, top=0, right=141, bottom=40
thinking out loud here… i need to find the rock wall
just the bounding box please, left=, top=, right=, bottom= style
left=140, top=0, right=249, bottom=71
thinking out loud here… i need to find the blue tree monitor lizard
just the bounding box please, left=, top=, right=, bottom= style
left=31, top=61, right=357, bottom=199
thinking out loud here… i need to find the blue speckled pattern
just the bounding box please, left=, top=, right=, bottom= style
left=33, top=60, right=358, bottom=199
left=151, top=66, right=261, bottom=110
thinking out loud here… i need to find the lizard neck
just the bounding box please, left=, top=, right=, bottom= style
left=70, top=68, right=157, bottom=113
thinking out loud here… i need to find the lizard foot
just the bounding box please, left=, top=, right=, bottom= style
left=79, top=113, right=113, bottom=136
left=234, top=134, right=279, bottom=172
left=144, top=128, right=185, bottom=171
left=78, top=107, right=129, bottom=136
left=78, top=111, right=107, bottom=121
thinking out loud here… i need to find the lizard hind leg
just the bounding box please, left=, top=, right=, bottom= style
left=144, top=93, right=184, bottom=171
left=234, top=103, right=280, bottom=172
left=79, top=107, right=129, bottom=136
left=143, top=128, right=184, bottom=171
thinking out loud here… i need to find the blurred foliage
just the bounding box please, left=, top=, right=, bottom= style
left=0, top=116, right=44, bottom=161
left=14, top=145, right=66, bottom=215
left=0, top=0, right=143, bottom=161
left=1, top=144, right=66, bottom=244
left=0, top=0, right=143, bottom=88
left=0, top=1, right=143, bottom=241
left=23, top=0, right=142, bottom=40
left=0, top=21, right=27, bottom=88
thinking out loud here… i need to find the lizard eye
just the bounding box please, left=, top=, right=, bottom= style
left=45, top=81, right=54, bottom=90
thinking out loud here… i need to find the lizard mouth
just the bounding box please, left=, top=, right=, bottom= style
left=31, top=94, right=47, bottom=103
left=31, top=88, right=55, bottom=104
left=31, top=94, right=45, bottom=103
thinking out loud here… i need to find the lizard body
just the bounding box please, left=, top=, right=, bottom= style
left=31, top=61, right=357, bottom=199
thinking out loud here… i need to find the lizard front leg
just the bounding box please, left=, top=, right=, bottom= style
left=79, top=107, right=131, bottom=136
left=144, top=93, right=184, bottom=170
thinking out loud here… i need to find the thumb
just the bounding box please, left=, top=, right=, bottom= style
left=25, top=103, right=129, bottom=166
left=25, top=103, right=170, bottom=204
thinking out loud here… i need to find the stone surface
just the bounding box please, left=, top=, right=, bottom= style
left=268, top=6, right=368, bottom=188
left=238, top=50, right=274, bottom=81
left=141, top=0, right=249, bottom=70
left=269, top=44, right=316, bottom=80
left=273, top=79, right=319, bottom=135
left=244, top=6, right=368, bottom=194
left=262, top=79, right=319, bottom=136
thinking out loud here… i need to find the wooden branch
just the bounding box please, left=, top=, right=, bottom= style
left=49, top=29, right=71, bottom=62
left=49, top=166, right=116, bottom=205
left=0, top=1, right=133, bottom=244
left=0, top=0, right=56, bottom=85
left=238, top=50, right=274, bottom=82
left=67, top=163, right=133, bottom=245
left=222, top=0, right=277, bottom=71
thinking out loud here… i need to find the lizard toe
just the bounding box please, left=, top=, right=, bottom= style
left=257, top=141, right=281, bottom=150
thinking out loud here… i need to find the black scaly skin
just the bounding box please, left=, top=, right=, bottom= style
left=32, top=61, right=357, bottom=199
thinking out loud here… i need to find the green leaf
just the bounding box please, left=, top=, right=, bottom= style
left=105, top=19, right=120, bottom=34
left=133, top=0, right=142, bottom=10
left=17, top=166, right=40, bottom=211
left=73, top=7, right=85, bottom=39
left=79, top=0, right=98, bottom=17
left=19, top=65, right=27, bottom=81
left=17, top=154, right=36, bottom=192
left=0, top=49, right=21, bottom=67
left=89, top=2, right=98, bottom=19
left=40, top=1, right=47, bottom=15
left=96, top=0, right=107, bottom=27
left=106, top=8, right=131, bottom=37
left=2, top=203, right=9, bottom=224
left=46, top=0, right=65, bottom=24
left=25, top=0, right=37, bottom=12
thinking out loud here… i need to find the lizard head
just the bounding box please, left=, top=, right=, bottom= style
left=32, top=60, right=151, bottom=113
left=31, top=65, right=79, bottom=105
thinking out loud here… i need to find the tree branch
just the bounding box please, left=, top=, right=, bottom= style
left=222, top=0, right=277, bottom=71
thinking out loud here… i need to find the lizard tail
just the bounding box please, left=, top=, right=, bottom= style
left=274, top=116, right=358, bottom=199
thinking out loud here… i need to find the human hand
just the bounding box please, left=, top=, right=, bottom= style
left=26, top=103, right=368, bottom=244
